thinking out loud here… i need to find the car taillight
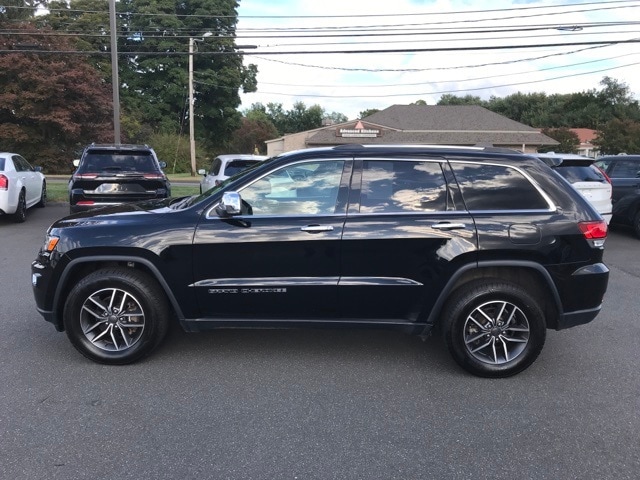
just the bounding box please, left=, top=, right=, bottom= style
left=579, top=220, right=607, bottom=247
left=0, top=174, right=7, bottom=189
left=77, top=201, right=95, bottom=205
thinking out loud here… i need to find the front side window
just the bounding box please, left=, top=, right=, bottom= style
left=240, top=160, right=344, bottom=216
left=450, top=162, right=549, bottom=210
left=360, top=160, right=449, bottom=213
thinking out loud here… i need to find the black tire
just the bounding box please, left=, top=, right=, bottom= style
left=441, top=279, right=546, bottom=378
left=12, top=190, right=26, bottom=223
left=633, top=211, right=640, bottom=239
left=63, top=267, right=170, bottom=365
left=36, top=181, right=46, bottom=208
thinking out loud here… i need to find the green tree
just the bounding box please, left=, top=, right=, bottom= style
left=42, top=0, right=257, bottom=148
left=437, top=94, right=487, bottom=106
left=540, top=128, right=580, bottom=153
left=229, top=117, right=278, bottom=154
left=593, top=119, right=640, bottom=155
left=359, top=108, right=380, bottom=119
left=0, top=22, right=113, bottom=172
left=0, top=0, right=42, bottom=22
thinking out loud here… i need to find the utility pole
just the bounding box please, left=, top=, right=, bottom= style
left=188, top=37, right=196, bottom=176
left=109, top=0, right=121, bottom=144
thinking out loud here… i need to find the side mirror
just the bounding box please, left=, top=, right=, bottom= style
left=73, top=159, right=80, bottom=168
left=218, top=191, right=242, bottom=216
left=198, top=169, right=206, bottom=176
left=34, top=166, right=43, bottom=172
left=159, top=161, right=167, bottom=168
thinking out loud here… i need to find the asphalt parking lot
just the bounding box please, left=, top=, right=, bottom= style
left=1, top=203, right=638, bottom=480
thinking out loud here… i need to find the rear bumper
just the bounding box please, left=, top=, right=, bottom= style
left=556, top=304, right=602, bottom=330
left=553, top=262, right=609, bottom=330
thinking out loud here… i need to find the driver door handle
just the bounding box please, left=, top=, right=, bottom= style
left=301, top=225, right=334, bottom=233
left=431, top=222, right=467, bottom=230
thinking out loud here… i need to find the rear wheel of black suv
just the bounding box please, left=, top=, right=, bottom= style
left=442, top=279, right=546, bottom=378
left=63, top=267, right=170, bottom=365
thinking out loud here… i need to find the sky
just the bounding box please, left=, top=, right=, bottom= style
left=235, top=0, right=640, bottom=120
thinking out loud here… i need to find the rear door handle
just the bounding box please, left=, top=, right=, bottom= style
left=431, top=222, right=467, bottom=230
left=301, top=225, right=334, bottom=233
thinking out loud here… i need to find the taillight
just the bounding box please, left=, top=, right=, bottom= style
left=0, top=174, right=8, bottom=189
left=578, top=220, right=607, bottom=247
left=77, top=201, right=95, bottom=205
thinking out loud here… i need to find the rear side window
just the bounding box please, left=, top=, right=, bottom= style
left=608, top=160, right=640, bottom=179
left=360, top=160, right=449, bottom=213
left=0, top=158, right=5, bottom=170
left=450, top=162, right=549, bottom=211
left=80, top=151, right=158, bottom=173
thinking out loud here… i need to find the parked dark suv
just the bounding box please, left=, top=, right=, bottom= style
left=33, top=145, right=609, bottom=377
left=595, top=154, right=640, bottom=238
left=69, top=144, right=170, bottom=213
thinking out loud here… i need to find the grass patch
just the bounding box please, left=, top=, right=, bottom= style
left=46, top=182, right=199, bottom=203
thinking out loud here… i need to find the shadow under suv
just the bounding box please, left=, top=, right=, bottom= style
left=69, top=144, right=170, bottom=213
left=33, top=145, right=609, bottom=377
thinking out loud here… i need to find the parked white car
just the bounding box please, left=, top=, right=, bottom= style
left=198, top=154, right=268, bottom=193
left=0, top=153, right=46, bottom=222
left=536, top=152, right=612, bottom=224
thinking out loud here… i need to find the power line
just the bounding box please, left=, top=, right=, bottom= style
left=239, top=61, right=640, bottom=98
left=4, top=38, right=638, bottom=56
left=251, top=52, right=640, bottom=89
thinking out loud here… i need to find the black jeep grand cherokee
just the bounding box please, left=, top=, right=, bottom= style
left=69, top=143, right=171, bottom=213
left=32, top=145, right=609, bottom=377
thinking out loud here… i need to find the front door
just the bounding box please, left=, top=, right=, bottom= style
left=192, top=159, right=350, bottom=320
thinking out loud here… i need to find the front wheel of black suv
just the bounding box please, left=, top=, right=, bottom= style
left=441, top=279, right=546, bottom=378
left=63, top=267, right=170, bottom=365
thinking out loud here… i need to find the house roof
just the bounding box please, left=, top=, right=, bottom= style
left=305, top=105, right=557, bottom=147
left=362, top=105, right=543, bottom=132
left=569, top=128, right=598, bottom=143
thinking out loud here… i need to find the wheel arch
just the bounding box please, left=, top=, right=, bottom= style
left=424, top=261, right=562, bottom=334
left=51, top=255, right=184, bottom=331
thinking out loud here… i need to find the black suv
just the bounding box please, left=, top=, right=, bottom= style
left=595, top=154, right=640, bottom=238
left=33, top=145, right=609, bottom=377
left=69, top=144, right=170, bottom=213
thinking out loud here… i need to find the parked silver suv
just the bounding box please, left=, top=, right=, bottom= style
left=198, top=154, right=267, bottom=193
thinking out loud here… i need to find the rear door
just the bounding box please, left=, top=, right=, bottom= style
left=339, top=157, right=477, bottom=322
left=13, top=155, right=40, bottom=205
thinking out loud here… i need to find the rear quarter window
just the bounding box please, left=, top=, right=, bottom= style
left=450, top=162, right=550, bottom=211
left=0, top=158, right=5, bottom=170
